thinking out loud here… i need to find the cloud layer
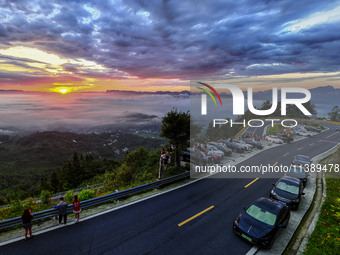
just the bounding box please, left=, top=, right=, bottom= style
left=1, top=0, right=340, bottom=90
left=0, top=91, right=190, bottom=134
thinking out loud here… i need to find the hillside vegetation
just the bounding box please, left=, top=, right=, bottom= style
left=0, top=131, right=164, bottom=203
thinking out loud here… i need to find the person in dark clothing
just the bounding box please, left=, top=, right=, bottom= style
left=22, top=208, right=34, bottom=240
left=57, top=197, right=68, bottom=225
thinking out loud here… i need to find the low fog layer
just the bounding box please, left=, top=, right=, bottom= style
left=0, top=92, right=190, bottom=135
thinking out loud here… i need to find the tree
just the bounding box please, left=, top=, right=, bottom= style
left=40, top=177, right=51, bottom=192
left=160, top=108, right=202, bottom=167
left=327, top=106, right=340, bottom=122
left=286, top=101, right=317, bottom=119
left=40, top=190, right=52, bottom=204
left=50, top=171, right=60, bottom=194
left=206, top=120, right=220, bottom=140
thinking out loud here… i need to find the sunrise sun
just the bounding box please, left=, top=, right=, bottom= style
left=58, top=88, right=69, bottom=94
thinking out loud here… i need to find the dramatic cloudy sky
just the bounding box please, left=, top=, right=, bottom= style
left=1, top=0, right=340, bottom=93
left=1, top=0, right=340, bottom=134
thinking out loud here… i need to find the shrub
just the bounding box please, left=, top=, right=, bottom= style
left=78, top=189, right=95, bottom=201
left=40, top=190, right=52, bottom=204
left=64, top=190, right=74, bottom=203
left=165, top=166, right=185, bottom=177
left=11, top=200, right=25, bottom=215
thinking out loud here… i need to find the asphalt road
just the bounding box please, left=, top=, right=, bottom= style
left=2, top=123, right=340, bottom=255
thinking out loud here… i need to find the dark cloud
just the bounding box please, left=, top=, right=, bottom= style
left=1, top=0, right=340, bottom=80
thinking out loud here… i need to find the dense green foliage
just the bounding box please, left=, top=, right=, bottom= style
left=65, top=190, right=74, bottom=204
left=327, top=105, right=340, bottom=122
left=268, top=124, right=285, bottom=135
left=0, top=131, right=164, bottom=204
left=160, top=108, right=202, bottom=166
left=40, top=190, right=52, bottom=204
left=78, top=189, right=95, bottom=201
left=103, top=147, right=161, bottom=191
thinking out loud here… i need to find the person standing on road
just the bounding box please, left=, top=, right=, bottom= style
left=21, top=208, right=34, bottom=240
left=57, top=197, right=68, bottom=225
left=72, top=194, right=81, bottom=223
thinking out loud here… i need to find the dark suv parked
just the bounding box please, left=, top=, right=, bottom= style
left=242, top=139, right=264, bottom=149
left=276, top=134, right=294, bottom=143
left=220, top=140, right=244, bottom=153
left=270, top=176, right=305, bottom=210
left=208, top=142, right=232, bottom=156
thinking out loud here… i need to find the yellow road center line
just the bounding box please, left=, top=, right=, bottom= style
left=252, top=127, right=258, bottom=136
left=284, top=153, right=289, bottom=157
left=319, top=140, right=322, bottom=142
left=272, top=162, right=278, bottom=167
left=297, top=147, right=303, bottom=150
left=245, top=178, right=259, bottom=188
left=178, top=206, right=214, bottom=227
left=310, top=143, right=314, bottom=146
left=326, top=132, right=339, bottom=139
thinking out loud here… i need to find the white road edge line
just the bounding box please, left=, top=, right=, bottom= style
left=245, top=245, right=259, bottom=255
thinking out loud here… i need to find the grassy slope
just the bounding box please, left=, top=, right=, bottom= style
left=303, top=152, right=340, bottom=254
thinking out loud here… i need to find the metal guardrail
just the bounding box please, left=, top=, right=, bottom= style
left=0, top=171, right=191, bottom=230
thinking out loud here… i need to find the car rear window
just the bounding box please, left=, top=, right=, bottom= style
left=246, top=205, right=276, bottom=226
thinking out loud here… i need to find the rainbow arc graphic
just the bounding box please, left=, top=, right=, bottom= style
left=197, top=82, right=222, bottom=106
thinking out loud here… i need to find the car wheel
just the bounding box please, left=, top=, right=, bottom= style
left=232, top=148, right=236, bottom=152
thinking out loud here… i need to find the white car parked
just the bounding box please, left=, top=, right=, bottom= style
left=295, top=130, right=313, bottom=137
left=234, top=140, right=253, bottom=151
left=266, top=135, right=284, bottom=144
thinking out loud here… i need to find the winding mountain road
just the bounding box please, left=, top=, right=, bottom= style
left=1, top=122, right=339, bottom=255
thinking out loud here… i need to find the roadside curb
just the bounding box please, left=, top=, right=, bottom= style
left=292, top=144, right=339, bottom=255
